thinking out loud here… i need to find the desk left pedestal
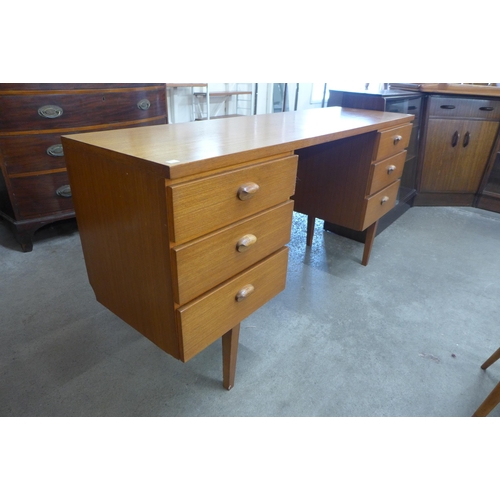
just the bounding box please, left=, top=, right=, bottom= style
left=62, top=130, right=297, bottom=389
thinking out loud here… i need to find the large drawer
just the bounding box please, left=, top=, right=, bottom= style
left=373, top=124, right=412, bottom=161
left=367, top=150, right=406, bottom=196
left=428, top=96, right=500, bottom=120
left=172, top=200, right=294, bottom=305
left=167, top=155, right=298, bottom=243
left=362, top=180, right=400, bottom=230
left=0, top=88, right=166, bottom=132
left=8, top=172, right=74, bottom=218
left=177, top=247, right=289, bottom=361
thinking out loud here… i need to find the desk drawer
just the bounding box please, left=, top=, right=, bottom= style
left=363, top=180, right=400, bottom=230
left=172, top=200, right=293, bottom=305
left=368, top=150, right=406, bottom=196
left=374, top=124, right=412, bottom=161
left=167, top=155, right=297, bottom=243
left=177, top=247, right=289, bottom=361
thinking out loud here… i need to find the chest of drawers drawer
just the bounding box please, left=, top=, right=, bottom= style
left=177, top=247, right=289, bottom=361
left=172, top=200, right=293, bottom=305
left=0, top=87, right=166, bottom=132
left=166, top=155, right=297, bottom=243
left=374, top=123, right=412, bottom=161
left=9, top=171, right=73, bottom=218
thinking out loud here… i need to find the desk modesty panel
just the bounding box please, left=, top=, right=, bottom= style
left=61, top=107, right=414, bottom=389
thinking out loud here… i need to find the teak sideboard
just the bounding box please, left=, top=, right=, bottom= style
left=61, top=107, right=413, bottom=389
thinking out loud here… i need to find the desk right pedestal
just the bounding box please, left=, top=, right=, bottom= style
left=293, top=122, right=412, bottom=265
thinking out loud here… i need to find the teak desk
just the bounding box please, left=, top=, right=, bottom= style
left=62, top=107, right=413, bottom=389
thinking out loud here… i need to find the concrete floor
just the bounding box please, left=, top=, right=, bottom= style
left=1, top=206, right=499, bottom=417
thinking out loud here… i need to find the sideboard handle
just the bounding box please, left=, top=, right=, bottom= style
left=236, top=234, right=257, bottom=252
left=38, top=105, right=63, bottom=118
left=451, top=130, right=460, bottom=147
left=440, top=105, right=456, bottom=110
left=387, top=165, right=396, bottom=174
left=46, top=144, right=64, bottom=157
left=463, top=131, right=470, bottom=148
left=235, top=284, right=255, bottom=302
left=137, top=99, right=151, bottom=110
left=380, top=196, right=389, bottom=205
left=237, top=182, right=259, bottom=200
left=479, top=106, right=494, bottom=111
left=55, top=185, right=72, bottom=198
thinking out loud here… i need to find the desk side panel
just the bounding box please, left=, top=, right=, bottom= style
left=62, top=138, right=179, bottom=358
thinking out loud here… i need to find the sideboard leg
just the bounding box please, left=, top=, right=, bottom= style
left=306, top=215, right=316, bottom=246
left=362, top=220, right=378, bottom=266
left=222, top=324, right=240, bottom=390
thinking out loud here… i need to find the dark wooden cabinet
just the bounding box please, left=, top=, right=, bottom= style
left=416, top=95, right=500, bottom=206
left=0, top=84, right=167, bottom=251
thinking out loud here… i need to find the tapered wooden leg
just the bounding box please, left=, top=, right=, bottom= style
left=472, top=381, right=500, bottom=417
left=362, top=220, right=378, bottom=266
left=306, top=215, right=315, bottom=246
left=222, top=324, right=240, bottom=390
left=481, top=347, right=500, bottom=370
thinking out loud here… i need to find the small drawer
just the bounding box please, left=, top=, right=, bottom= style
left=428, top=96, right=500, bottom=120
left=8, top=171, right=74, bottom=218
left=0, top=134, right=67, bottom=175
left=177, top=247, right=289, bottom=361
left=368, top=150, right=407, bottom=196
left=373, top=124, right=412, bottom=161
left=167, top=155, right=298, bottom=243
left=362, top=180, right=400, bottom=230
left=172, top=200, right=293, bottom=305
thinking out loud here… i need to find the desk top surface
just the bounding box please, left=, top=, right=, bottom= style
left=62, top=107, right=413, bottom=179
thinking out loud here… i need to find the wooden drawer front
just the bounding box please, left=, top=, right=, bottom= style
left=167, top=155, right=298, bottom=243
left=374, top=123, right=412, bottom=161
left=428, top=96, right=500, bottom=120
left=368, top=150, right=407, bottom=196
left=177, top=247, right=289, bottom=361
left=362, top=180, right=400, bottom=230
left=8, top=172, right=74, bottom=218
left=172, top=201, right=293, bottom=305
left=0, top=89, right=166, bottom=132
left=0, top=134, right=67, bottom=175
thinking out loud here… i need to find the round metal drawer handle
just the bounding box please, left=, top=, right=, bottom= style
left=387, top=165, right=396, bottom=174
left=137, top=99, right=151, bottom=110
left=235, top=284, right=255, bottom=302
left=380, top=196, right=389, bottom=205
left=393, top=135, right=402, bottom=145
left=46, top=144, right=64, bottom=157
left=55, top=185, right=72, bottom=198
left=38, top=104, right=63, bottom=119
left=236, top=234, right=257, bottom=252
left=237, top=182, right=259, bottom=200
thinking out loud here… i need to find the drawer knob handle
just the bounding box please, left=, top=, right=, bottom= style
left=393, top=135, right=402, bottom=145
left=46, top=144, right=64, bottom=157
left=236, top=234, right=257, bottom=252
left=38, top=104, right=63, bottom=119
left=380, top=196, right=389, bottom=205
left=235, top=284, right=255, bottom=302
left=56, top=185, right=72, bottom=198
left=137, top=99, right=151, bottom=110
left=237, top=182, right=259, bottom=200
left=387, top=165, right=396, bottom=174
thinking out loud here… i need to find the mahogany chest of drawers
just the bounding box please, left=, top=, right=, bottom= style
left=0, top=84, right=167, bottom=251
